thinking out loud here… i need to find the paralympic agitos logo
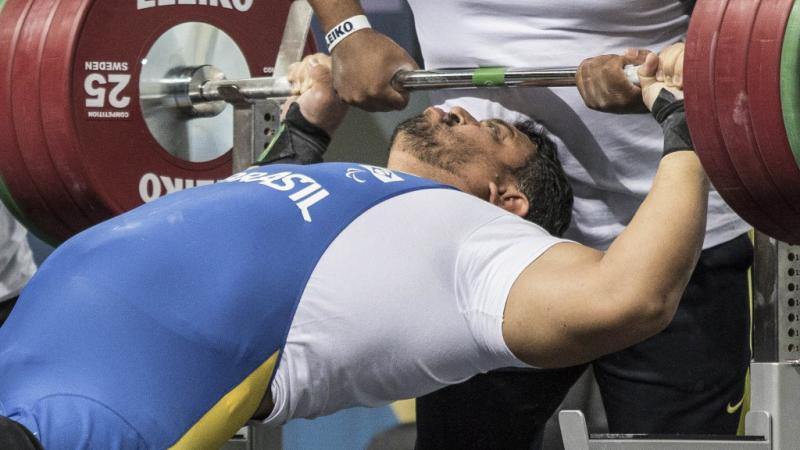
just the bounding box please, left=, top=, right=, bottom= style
left=136, top=0, right=253, bottom=12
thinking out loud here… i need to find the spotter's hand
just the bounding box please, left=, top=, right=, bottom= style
left=330, top=29, right=418, bottom=112
left=577, top=48, right=651, bottom=113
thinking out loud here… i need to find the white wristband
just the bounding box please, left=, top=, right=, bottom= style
left=325, top=15, right=371, bottom=52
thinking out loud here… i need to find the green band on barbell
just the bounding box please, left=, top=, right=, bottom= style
left=472, top=67, right=506, bottom=87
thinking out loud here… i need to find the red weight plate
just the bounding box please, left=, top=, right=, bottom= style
left=747, top=0, right=800, bottom=244
left=0, top=0, right=56, bottom=242
left=38, top=0, right=123, bottom=226
left=40, top=0, right=306, bottom=226
left=714, top=0, right=800, bottom=243
left=11, top=0, right=97, bottom=234
left=0, top=0, right=73, bottom=242
left=685, top=0, right=796, bottom=242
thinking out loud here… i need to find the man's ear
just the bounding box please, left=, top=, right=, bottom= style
left=489, top=182, right=530, bottom=218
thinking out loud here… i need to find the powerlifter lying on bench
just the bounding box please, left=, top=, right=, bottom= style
left=0, top=46, right=699, bottom=450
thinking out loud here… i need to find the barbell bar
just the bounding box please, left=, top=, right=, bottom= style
left=393, top=65, right=644, bottom=90
left=0, top=0, right=799, bottom=244
left=173, top=66, right=594, bottom=112
left=392, top=67, right=580, bottom=90
left=187, top=65, right=639, bottom=106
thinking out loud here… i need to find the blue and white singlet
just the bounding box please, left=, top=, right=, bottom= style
left=0, top=163, right=564, bottom=449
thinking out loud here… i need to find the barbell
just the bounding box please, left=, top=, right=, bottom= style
left=0, top=0, right=312, bottom=243
left=0, top=0, right=799, bottom=244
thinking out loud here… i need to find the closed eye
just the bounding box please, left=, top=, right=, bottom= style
left=487, top=121, right=503, bottom=143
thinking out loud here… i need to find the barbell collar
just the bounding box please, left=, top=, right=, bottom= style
left=173, top=65, right=228, bottom=118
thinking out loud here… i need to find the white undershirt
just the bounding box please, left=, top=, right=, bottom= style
left=265, top=189, right=567, bottom=424
left=405, top=0, right=749, bottom=249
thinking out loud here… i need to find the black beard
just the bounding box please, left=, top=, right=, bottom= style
left=389, top=113, right=475, bottom=174
left=393, top=114, right=439, bottom=149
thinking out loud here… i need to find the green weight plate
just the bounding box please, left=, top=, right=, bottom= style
left=782, top=0, right=800, bottom=168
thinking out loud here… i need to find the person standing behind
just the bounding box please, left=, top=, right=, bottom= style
left=308, top=1, right=752, bottom=448
left=0, top=204, right=37, bottom=326
left=0, top=0, right=36, bottom=330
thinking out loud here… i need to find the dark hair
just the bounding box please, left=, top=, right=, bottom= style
left=0, top=416, right=43, bottom=450
left=512, top=121, right=573, bottom=236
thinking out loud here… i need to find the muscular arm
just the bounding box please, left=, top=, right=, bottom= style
left=504, top=50, right=706, bottom=368
left=504, top=153, right=706, bottom=368
left=307, top=0, right=418, bottom=111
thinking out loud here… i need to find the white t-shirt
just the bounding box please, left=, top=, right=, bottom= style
left=405, top=0, right=748, bottom=250
left=265, top=189, right=567, bottom=424
left=0, top=204, right=35, bottom=303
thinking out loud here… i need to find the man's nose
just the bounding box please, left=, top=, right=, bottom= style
left=448, top=107, right=477, bottom=125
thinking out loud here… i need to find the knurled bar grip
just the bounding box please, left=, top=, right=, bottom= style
left=391, top=65, right=641, bottom=91
left=198, top=66, right=641, bottom=103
